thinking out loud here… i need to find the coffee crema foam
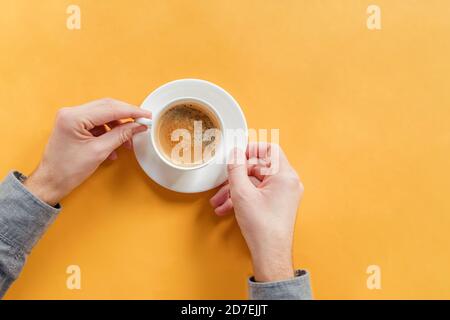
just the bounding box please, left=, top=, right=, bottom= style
left=156, top=102, right=221, bottom=167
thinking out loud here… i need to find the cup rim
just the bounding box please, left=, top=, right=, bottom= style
left=150, top=96, right=224, bottom=171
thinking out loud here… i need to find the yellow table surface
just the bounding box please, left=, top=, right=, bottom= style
left=1, top=0, right=450, bottom=299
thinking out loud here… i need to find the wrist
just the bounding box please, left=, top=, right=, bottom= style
left=250, top=248, right=295, bottom=282
left=23, top=165, right=64, bottom=206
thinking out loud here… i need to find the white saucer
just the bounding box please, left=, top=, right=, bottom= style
left=133, top=79, right=248, bottom=193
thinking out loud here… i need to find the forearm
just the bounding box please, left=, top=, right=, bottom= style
left=246, top=235, right=312, bottom=299
left=0, top=171, right=60, bottom=298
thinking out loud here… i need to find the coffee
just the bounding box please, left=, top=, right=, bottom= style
left=156, top=102, right=221, bottom=167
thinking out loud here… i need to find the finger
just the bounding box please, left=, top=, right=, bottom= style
left=91, top=122, right=133, bottom=150
left=105, top=121, right=134, bottom=150
left=246, top=142, right=274, bottom=166
left=95, top=122, right=148, bottom=155
left=108, top=120, right=134, bottom=150
left=266, top=143, right=292, bottom=174
left=214, top=198, right=234, bottom=216
left=227, top=148, right=254, bottom=194
left=247, top=158, right=271, bottom=175
left=107, top=151, right=118, bottom=161
left=212, top=179, right=261, bottom=218
left=249, top=166, right=274, bottom=182
left=246, top=142, right=267, bottom=156
left=106, top=120, right=122, bottom=129
left=246, top=142, right=276, bottom=161
left=129, top=138, right=137, bottom=150
left=258, top=142, right=270, bottom=160
left=246, top=142, right=258, bottom=156
left=247, top=142, right=259, bottom=165
left=211, top=175, right=260, bottom=213
left=108, top=120, right=133, bottom=150
left=247, top=142, right=290, bottom=175
left=250, top=164, right=269, bottom=181
left=123, top=139, right=133, bottom=150
left=81, top=98, right=151, bottom=127
left=249, top=175, right=262, bottom=186
left=210, top=183, right=230, bottom=208
left=245, top=153, right=270, bottom=183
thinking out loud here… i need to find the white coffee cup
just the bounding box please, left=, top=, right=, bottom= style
left=135, top=97, right=225, bottom=171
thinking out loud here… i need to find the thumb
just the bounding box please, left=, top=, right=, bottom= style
left=97, top=122, right=147, bottom=153
left=227, top=148, right=253, bottom=194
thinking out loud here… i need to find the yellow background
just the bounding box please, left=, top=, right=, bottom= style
left=1, top=0, right=449, bottom=299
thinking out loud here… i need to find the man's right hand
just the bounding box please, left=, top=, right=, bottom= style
left=210, top=143, right=304, bottom=282
left=23, top=98, right=151, bottom=206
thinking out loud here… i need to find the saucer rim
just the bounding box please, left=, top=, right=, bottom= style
left=133, top=78, right=248, bottom=193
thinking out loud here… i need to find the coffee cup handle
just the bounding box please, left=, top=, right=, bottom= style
left=135, top=117, right=152, bottom=128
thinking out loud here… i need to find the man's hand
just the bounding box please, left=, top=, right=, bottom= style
left=210, top=143, right=303, bottom=282
left=24, top=98, right=151, bottom=206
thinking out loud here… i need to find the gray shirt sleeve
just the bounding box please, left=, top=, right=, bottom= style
left=248, top=270, right=312, bottom=300
left=0, top=171, right=60, bottom=298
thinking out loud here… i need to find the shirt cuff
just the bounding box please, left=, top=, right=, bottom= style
left=248, top=269, right=313, bottom=300
left=0, top=171, right=61, bottom=254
